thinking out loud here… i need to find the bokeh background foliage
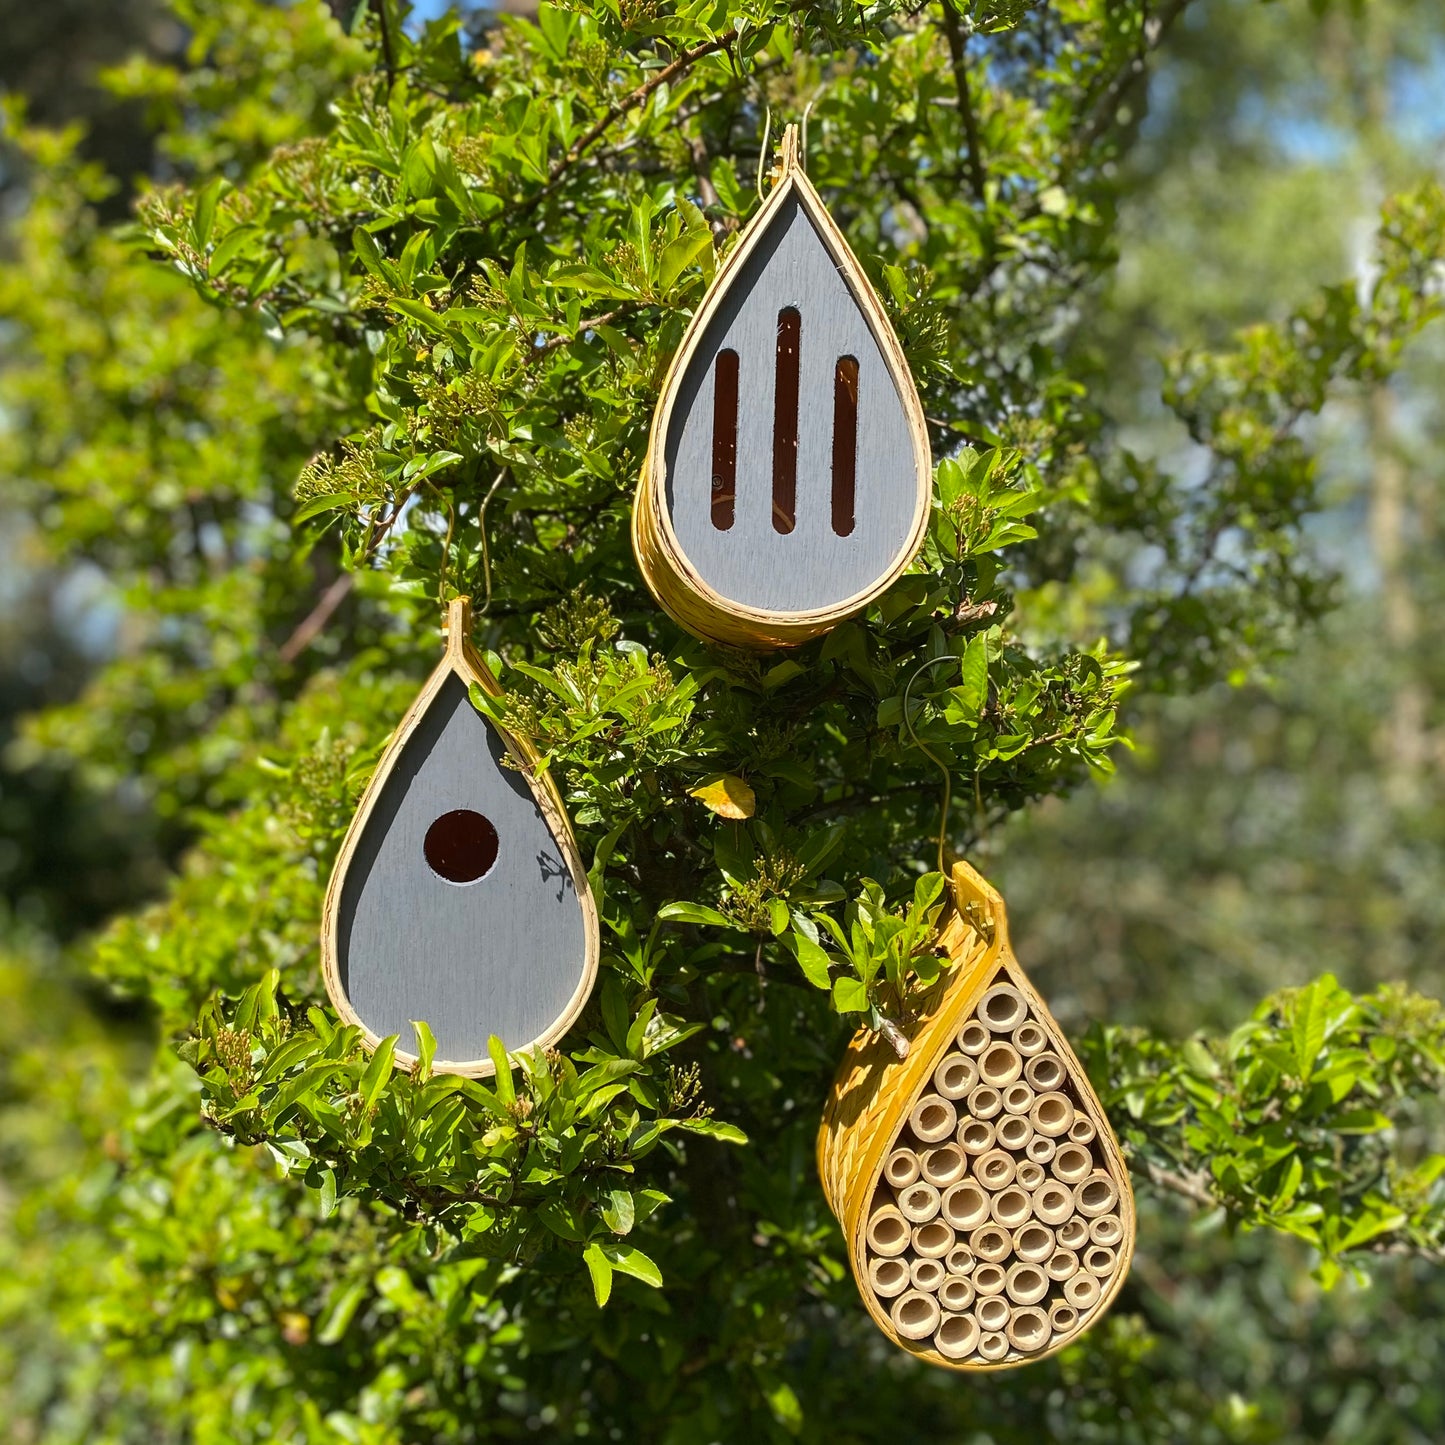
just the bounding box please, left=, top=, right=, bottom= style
left=1, top=0, right=1444, bottom=1440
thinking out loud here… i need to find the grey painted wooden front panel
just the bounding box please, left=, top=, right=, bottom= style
left=338, top=675, right=587, bottom=1060
left=662, top=192, right=917, bottom=612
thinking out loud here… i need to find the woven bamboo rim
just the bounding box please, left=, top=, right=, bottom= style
left=632, top=125, right=932, bottom=649
left=817, top=860, right=1135, bottom=1369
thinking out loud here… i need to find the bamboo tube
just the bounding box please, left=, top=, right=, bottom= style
left=977, top=1330, right=1009, bottom=1362
left=1048, top=1301, right=1078, bottom=1334
left=909, top=1094, right=957, bottom=1144
left=1007, top=1306, right=1050, bottom=1353
left=1015, top=1161, right=1046, bottom=1192
left=883, top=1148, right=921, bottom=1189
left=1075, top=1174, right=1118, bottom=1218
left=976, top=1294, right=1010, bottom=1330
left=910, top=1257, right=946, bottom=1293
left=958, top=1118, right=996, bottom=1154
left=912, top=1220, right=955, bottom=1259
left=896, top=1180, right=942, bottom=1224
left=1001, top=1081, right=1035, bottom=1116
left=1030, top=1092, right=1074, bottom=1138
left=933, top=1054, right=978, bottom=1100
left=867, top=1206, right=911, bottom=1256
left=1013, top=1223, right=1054, bottom=1264
left=996, top=1113, right=1033, bottom=1152
left=1012, top=1021, right=1048, bottom=1058
left=868, top=1257, right=910, bottom=1298
left=1045, top=1248, right=1079, bottom=1282
left=1063, top=1273, right=1101, bottom=1310
left=920, top=1143, right=966, bottom=1189
left=1084, top=1245, right=1117, bottom=1278
left=968, top=1224, right=1012, bottom=1263
left=939, top=1276, right=975, bottom=1313
left=1032, top=1182, right=1074, bottom=1226
left=979, top=1041, right=1023, bottom=1089
left=1056, top=1218, right=1089, bottom=1252
left=1024, top=1053, right=1066, bottom=1092
left=1053, top=1143, right=1093, bottom=1185
left=972, top=1264, right=1007, bottom=1299
left=975, top=1150, right=1016, bottom=1191
left=990, top=1186, right=1033, bottom=1230
left=1068, top=1116, right=1097, bottom=1146
left=957, top=1020, right=990, bottom=1055
left=1090, top=1215, right=1124, bottom=1248
left=942, top=1182, right=991, bottom=1231
left=817, top=861, right=1136, bottom=1374
left=1025, top=1135, right=1056, bottom=1165
left=965, top=1084, right=1002, bottom=1121
left=1004, top=1263, right=1049, bottom=1307
left=945, top=1244, right=976, bottom=1276
left=934, top=1312, right=980, bottom=1361
left=890, top=1290, right=942, bottom=1341
left=978, top=983, right=1027, bottom=1034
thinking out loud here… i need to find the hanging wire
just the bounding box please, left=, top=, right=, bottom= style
left=755, top=105, right=773, bottom=202
left=900, top=654, right=966, bottom=877
left=473, top=468, right=508, bottom=617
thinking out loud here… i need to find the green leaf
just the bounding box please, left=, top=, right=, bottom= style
left=600, top=1242, right=663, bottom=1289
left=489, top=1036, right=515, bottom=1103
left=1292, top=978, right=1328, bottom=1080
left=583, top=1242, right=613, bottom=1307
left=657, top=901, right=735, bottom=928
left=359, top=1036, right=396, bottom=1110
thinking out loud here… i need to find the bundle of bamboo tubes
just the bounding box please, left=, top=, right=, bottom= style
left=817, top=861, right=1135, bottom=1370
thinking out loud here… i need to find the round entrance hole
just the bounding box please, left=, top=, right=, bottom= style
left=424, top=809, right=499, bottom=884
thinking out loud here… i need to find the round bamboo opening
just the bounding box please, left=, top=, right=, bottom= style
left=867, top=1208, right=910, bottom=1256
left=1025, top=1135, right=1056, bottom=1164
left=935, top=1313, right=980, bottom=1360
left=1015, top=1161, right=1046, bottom=1192
left=1057, top=1218, right=1089, bottom=1251
left=943, top=1183, right=990, bottom=1231
left=934, top=1055, right=977, bottom=1099
left=909, top=1094, right=957, bottom=1143
left=945, top=1244, right=975, bottom=1276
left=1025, top=1054, right=1065, bottom=1091
left=1053, top=1143, right=1092, bottom=1184
left=966, top=1085, right=1002, bottom=1121
left=890, top=1290, right=941, bottom=1340
left=921, top=1143, right=966, bottom=1188
left=897, top=1180, right=941, bottom=1223
left=976, top=1150, right=1016, bottom=1190
left=1090, top=1215, right=1124, bottom=1248
left=868, top=1257, right=909, bottom=1298
left=969, top=1224, right=1012, bottom=1263
left=997, top=1114, right=1033, bottom=1152
left=977, top=1329, right=1009, bottom=1361
left=1084, top=1245, right=1117, bottom=1277
left=1045, top=1247, right=1079, bottom=1281
left=910, top=1256, right=947, bottom=1292
left=1001, top=1081, right=1035, bottom=1115
left=957, top=1021, right=990, bottom=1055
left=1064, top=1273, right=1100, bottom=1309
left=913, top=1220, right=955, bottom=1259
left=1048, top=1301, right=1078, bottom=1333
left=1005, top=1263, right=1049, bottom=1306
left=979, top=984, right=1027, bottom=1033
left=959, top=1119, right=995, bottom=1154
left=884, top=1148, right=920, bottom=1189
left=976, top=1295, right=1010, bottom=1330
left=1030, top=1092, right=1073, bottom=1137
left=1007, top=1306, right=1049, bottom=1352
left=1068, top=1116, right=1097, bottom=1145
left=1033, top=1183, right=1073, bottom=1225
left=979, top=1042, right=1023, bottom=1089
left=1076, top=1175, right=1118, bottom=1217
left=1013, top=1223, right=1054, bottom=1263
left=939, top=1276, right=975, bottom=1313
left=991, top=1186, right=1032, bottom=1229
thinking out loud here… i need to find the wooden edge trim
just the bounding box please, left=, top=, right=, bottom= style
left=319, top=598, right=601, bottom=1079
left=632, top=126, right=932, bottom=649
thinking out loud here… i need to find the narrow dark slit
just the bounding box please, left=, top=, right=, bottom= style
left=710, top=348, right=739, bottom=531
left=772, top=307, right=800, bottom=534
left=832, top=355, right=859, bottom=537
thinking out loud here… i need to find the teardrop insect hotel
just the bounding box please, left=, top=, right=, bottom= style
left=634, top=125, right=932, bottom=648
left=818, top=861, right=1135, bottom=1369
left=321, top=598, right=599, bottom=1077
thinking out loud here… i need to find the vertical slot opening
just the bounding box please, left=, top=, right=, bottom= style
left=710, top=348, right=739, bottom=531
left=832, top=355, right=859, bottom=537
left=772, top=307, right=800, bottom=534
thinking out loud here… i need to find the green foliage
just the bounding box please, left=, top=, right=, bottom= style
left=2, top=0, right=1445, bottom=1440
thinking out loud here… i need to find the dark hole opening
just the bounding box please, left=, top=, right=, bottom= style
left=832, top=355, right=858, bottom=536
left=424, top=809, right=499, bottom=884
left=710, top=348, right=739, bottom=530
left=771, top=307, right=800, bottom=533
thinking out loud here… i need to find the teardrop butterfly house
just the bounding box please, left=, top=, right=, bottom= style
left=321, top=598, right=599, bottom=1077
left=634, top=126, right=932, bottom=648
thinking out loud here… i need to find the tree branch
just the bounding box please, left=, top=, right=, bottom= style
left=938, top=5, right=987, bottom=203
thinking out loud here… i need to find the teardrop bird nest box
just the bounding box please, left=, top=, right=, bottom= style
left=634, top=126, right=932, bottom=649
left=818, top=861, right=1135, bottom=1369
left=321, top=598, right=599, bottom=1078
